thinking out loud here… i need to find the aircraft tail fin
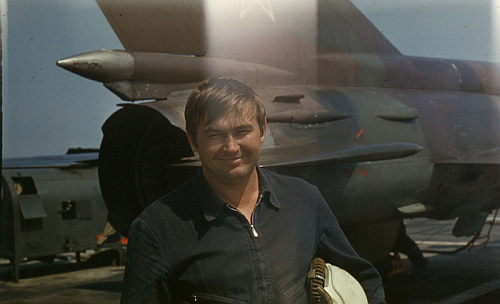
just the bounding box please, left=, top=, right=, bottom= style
left=317, top=0, right=400, bottom=55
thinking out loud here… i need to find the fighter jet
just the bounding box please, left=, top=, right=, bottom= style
left=57, top=0, right=500, bottom=265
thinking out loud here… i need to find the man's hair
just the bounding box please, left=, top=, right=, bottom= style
left=184, top=76, right=266, bottom=143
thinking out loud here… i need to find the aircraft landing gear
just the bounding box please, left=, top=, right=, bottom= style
left=392, top=220, right=428, bottom=270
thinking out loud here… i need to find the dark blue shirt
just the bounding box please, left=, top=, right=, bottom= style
left=121, top=168, right=386, bottom=303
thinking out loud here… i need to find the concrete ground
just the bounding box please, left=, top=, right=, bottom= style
left=0, top=263, right=123, bottom=304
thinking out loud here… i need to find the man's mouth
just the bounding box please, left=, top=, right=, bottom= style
left=217, top=155, right=244, bottom=163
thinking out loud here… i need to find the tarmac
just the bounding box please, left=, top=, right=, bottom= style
left=1, top=216, right=500, bottom=304
left=384, top=216, right=500, bottom=304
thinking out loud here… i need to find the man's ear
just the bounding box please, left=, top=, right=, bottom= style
left=186, top=132, right=198, bottom=153
left=260, top=118, right=267, bottom=144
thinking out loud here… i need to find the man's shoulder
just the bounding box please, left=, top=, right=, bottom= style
left=138, top=176, right=200, bottom=222
left=259, top=168, right=314, bottom=187
left=128, top=176, right=204, bottom=250
left=259, top=168, right=327, bottom=213
left=259, top=168, right=317, bottom=191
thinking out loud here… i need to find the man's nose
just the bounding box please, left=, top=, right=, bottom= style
left=223, top=135, right=239, bottom=152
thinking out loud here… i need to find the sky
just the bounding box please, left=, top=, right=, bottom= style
left=2, top=0, right=500, bottom=159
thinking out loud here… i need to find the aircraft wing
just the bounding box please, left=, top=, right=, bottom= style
left=96, top=0, right=207, bottom=55
left=435, top=147, right=500, bottom=165
left=259, top=142, right=424, bottom=167
left=60, top=0, right=407, bottom=101
left=96, top=0, right=400, bottom=58
left=2, top=153, right=99, bottom=169
left=177, top=142, right=424, bottom=167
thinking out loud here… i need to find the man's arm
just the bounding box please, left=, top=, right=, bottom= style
left=121, top=218, right=171, bottom=304
left=313, top=189, right=386, bottom=304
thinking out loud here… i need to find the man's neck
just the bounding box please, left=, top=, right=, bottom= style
left=204, top=169, right=260, bottom=221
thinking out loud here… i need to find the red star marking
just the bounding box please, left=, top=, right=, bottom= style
left=240, top=0, right=276, bottom=23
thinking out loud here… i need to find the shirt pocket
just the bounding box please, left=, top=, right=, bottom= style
left=191, top=292, right=249, bottom=304
left=283, top=277, right=308, bottom=303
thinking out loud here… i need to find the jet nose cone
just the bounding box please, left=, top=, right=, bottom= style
left=56, top=53, right=104, bottom=81
left=56, top=50, right=134, bottom=82
left=56, top=58, right=78, bottom=70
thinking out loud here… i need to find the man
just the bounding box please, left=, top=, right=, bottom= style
left=121, top=76, right=386, bottom=303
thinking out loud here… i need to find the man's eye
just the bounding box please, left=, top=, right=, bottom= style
left=208, top=133, right=223, bottom=138
left=236, top=130, right=251, bottom=135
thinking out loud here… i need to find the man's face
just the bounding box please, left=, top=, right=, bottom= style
left=188, top=107, right=266, bottom=186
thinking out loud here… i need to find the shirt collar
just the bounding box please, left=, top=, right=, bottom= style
left=194, top=168, right=281, bottom=222
left=256, top=167, right=281, bottom=210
